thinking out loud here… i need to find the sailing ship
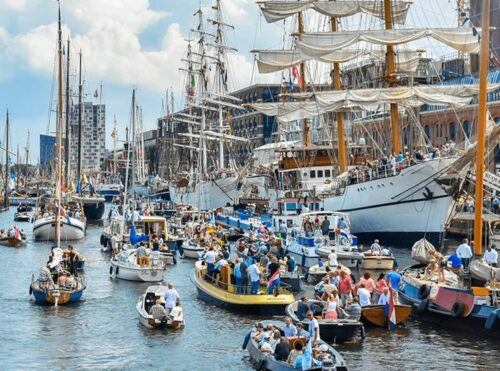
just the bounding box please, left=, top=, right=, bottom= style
left=168, top=1, right=248, bottom=211
left=247, top=0, right=498, bottom=246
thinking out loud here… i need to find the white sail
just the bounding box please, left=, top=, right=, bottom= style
left=249, top=83, right=500, bottom=122
left=257, top=0, right=413, bottom=24
left=254, top=47, right=420, bottom=73
left=297, top=28, right=481, bottom=57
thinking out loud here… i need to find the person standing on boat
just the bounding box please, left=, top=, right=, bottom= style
left=356, top=284, right=371, bottom=307
left=306, top=311, right=320, bottom=346
left=456, top=238, right=473, bottom=269
left=239, top=257, right=249, bottom=294
left=386, top=267, right=402, bottom=303
left=324, top=293, right=338, bottom=319
left=484, top=246, right=498, bottom=267
left=338, top=270, right=353, bottom=307
left=204, top=247, right=217, bottom=281
left=369, top=239, right=381, bottom=255
left=163, top=283, right=179, bottom=315
left=249, top=260, right=261, bottom=295
left=279, top=220, right=288, bottom=241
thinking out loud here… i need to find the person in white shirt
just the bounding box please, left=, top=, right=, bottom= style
left=204, top=247, right=218, bottom=280
left=370, top=239, right=381, bottom=255
left=169, top=299, right=183, bottom=321
left=377, top=287, right=390, bottom=305
left=484, top=246, right=498, bottom=267
left=456, top=238, right=473, bottom=269
left=328, top=252, right=338, bottom=267
left=163, top=283, right=180, bottom=315
left=132, top=209, right=141, bottom=223
left=357, top=284, right=371, bottom=307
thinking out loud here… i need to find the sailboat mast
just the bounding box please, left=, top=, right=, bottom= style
left=55, top=0, right=64, bottom=245
left=331, top=17, right=347, bottom=173
left=473, top=0, right=490, bottom=256
left=16, top=144, right=19, bottom=190
left=77, top=49, right=83, bottom=189
left=384, top=0, right=402, bottom=155
left=297, top=12, right=310, bottom=146
left=65, top=38, right=71, bottom=188
left=131, top=89, right=136, bottom=202
left=25, top=131, right=29, bottom=188
left=4, top=110, right=9, bottom=206
left=113, top=115, right=117, bottom=174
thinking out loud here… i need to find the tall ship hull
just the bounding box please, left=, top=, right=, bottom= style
left=323, top=158, right=454, bottom=247
left=32, top=216, right=86, bottom=241
left=72, top=195, right=106, bottom=221
left=169, top=176, right=239, bottom=211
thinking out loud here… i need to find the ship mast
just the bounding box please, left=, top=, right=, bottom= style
left=330, top=16, right=347, bottom=173
left=384, top=0, right=402, bottom=156
left=55, top=0, right=64, bottom=245
left=4, top=110, right=10, bottom=207
left=297, top=12, right=309, bottom=146
left=24, top=131, right=29, bottom=188
left=473, top=0, right=490, bottom=256
left=77, top=49, right=83, bottom=191
left=64, top=38, right=71, bottom=188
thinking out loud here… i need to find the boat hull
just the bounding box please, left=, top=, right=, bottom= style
left=361, top=256, right=394, bottom=270
left=82, top=201, right=105, bottom=221
left=361, top=304, right=412, bottom=327
left=32, top=217, right=85, bottom=241
left=31, top=287, right=84, bottom=305
left=110, top=261, right=167, bottom=282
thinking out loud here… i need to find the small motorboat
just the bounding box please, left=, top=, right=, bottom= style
left=0, top=227, right=27, bottom=247
left=136, top=285, right=185, bottom=329
left=361, top=253, right=395, bottom=270
left=286, top=300, right=364, bottom=343
left=307, top=263, right=352, bottom=284
left=361, top=304, right=412, bottom=327
left=30, top=267, right=85, bottom=306
left=181, top=239, right=205, bottom=259
left=17, top=203, right=32, bottom=212
left=14, top=212, right=30, bottom=222
left=244, top=320, right=347, bottom=371
left=110, top=249, right=168, bottom=282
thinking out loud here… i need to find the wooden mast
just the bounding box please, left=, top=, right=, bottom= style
left=77, top=49, right=83, bottom=192
left=16, top=144, right=19, bottom=190
left=55, top=0, right=63, bottom=244
left=473, top=0, right=490, bottom=256
left=383, top=0, right=402, bottom=156
left=24, top=131, right=29, bottom=188
left=298, top=12, right=310, bottom=146
left=4, top=110, right=9, bottom=207
left=64, top=38, right=70, bottom=188
left=331, top=16, right=347, bottom=173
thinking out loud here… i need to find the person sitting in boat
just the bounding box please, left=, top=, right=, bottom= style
left=274, top=337, right=290, bottom=362
left=323, top=292, right=339, bottom=319
left=278, top=317, right=297, bottom=337
left=328, top=251, right=338, bottom=268
left=369, top=239, right=382, bottom=255
left=344, top=298, right=362, bottom=320
left=213, top=256, right=228, bottom=284
left=424, top=258, right=439, bottom=279
left=253, top=323, right=275, bottom=342
left=137, top=243, right=150, bottom=268
left=484, top=245, right=498, bottom=267
left=8, top=228, right=15, bottom=238
left=377, top=287, right=390, bottom=305
left=149, top=298, right=169, bottom=321
left=65, top=274, right=76, bottom=290
left=169, top=299, right=183, bottom=322
left=381, top=247, right=391, bottom=256
left=251, top=323, right=265, bottom=341
left=258, top=334, right=274, bottom=354
left=296, top=296, right=310, bottom=321
left=287, top=340, right=304, bottom=366
left=57, top=273, right=68, bottom=288
left=447, top=252, right=463, bottom=273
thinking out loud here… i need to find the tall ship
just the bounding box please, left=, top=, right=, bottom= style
left=168, top=1, right=248, bottom=211
left=245, top=0, right=496, bottom=246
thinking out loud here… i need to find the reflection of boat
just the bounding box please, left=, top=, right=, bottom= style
left=110, top=249, right=169, bottom=282
left=136, top=285, right=185, bottom=329
left=244, top=321, right=347, bottom=371
left=361, top=254, right=395, bottom=270
left=286, top=300, right=363, bottom=343
left=192, top=261, right=294, bottom=314
left=30, top=268, right=85, bottom=306
left=361, top=304, right=411, bottom=327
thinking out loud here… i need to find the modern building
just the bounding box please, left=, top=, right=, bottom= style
left=39, top=134, right=56, bottom=173
left=69, top=102, right=106, bottom=173
left=470, top=0, right=500, bottom=74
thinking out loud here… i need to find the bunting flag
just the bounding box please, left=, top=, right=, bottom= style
left=292, top=65, right=303, bottom=90
left=129, top=225, right=149, bottom=246
left=94, top=89, right=99, bottom=98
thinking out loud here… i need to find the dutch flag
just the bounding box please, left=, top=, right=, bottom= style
left=267, top=269, right=280, bottom=291
left=55, top=199, right=71, bottom=225
left=385, top=282, right=397, bottom=330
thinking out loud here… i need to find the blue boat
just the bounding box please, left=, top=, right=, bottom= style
left=30, top=268, right=85, bottom=306
left=399, top=264, right=500, bottom=337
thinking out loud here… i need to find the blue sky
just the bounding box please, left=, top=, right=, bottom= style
left=0, top=0, right=459, bottom=164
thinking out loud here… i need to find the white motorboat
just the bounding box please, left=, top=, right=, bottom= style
left=315, top=245, right=364, bottom=269
left=181, top=240, right=204, bottom=259
left=307, top=263, right=352, bottom=284
left=33, top=215, right=85, bottom=241
left=136, top=285, right=185, bottom=329
left=0, top=227, right=28, bottom=247
left=110, top=249, right=168, bottom=282
left=285, top=236, right=322, bottom=269
left=361, top=253, right=395, bottom=270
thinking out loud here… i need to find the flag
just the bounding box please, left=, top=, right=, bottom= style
left=8, top=155, right=13, bottom=167
left=385, top=282, right=397, bottom=330
left=14, top=227, right=20, bottom=240
left=89, top=176, right=96, bottom=194
left=267, top=269, right=280, bottom=291
left=129, top=225, right=149, bottom=245
left=191, top=74, right=196, bottom=86
left=292, top=65, right=303, bottom=90
left=76, top=180, right=81, bottom=194
left=55, top=199, right=71, bottom=225
left=301, top=340, right=312, bottom=370
left=94, top=89, right=99, bottom=98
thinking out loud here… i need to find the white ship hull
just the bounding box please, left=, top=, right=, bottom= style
left=110, top=260, right=167, bottom=282
left=323, top=158, right=455, bottom=247
left=32, top=216, right=86, bottom=241
left=169, top=176, right=239, bottom=211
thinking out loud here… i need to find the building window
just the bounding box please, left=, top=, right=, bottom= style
left=325, top=169, right=331, bottom=177
left=310, top=170, right=316, bottom=178
left=317, top=170, right=323, bottom=178
left=449, top=122, right=456, bottom=141
left=463, top=120, right=470, bottom=138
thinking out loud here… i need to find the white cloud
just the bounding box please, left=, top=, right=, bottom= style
left=0, top=0, right=26, bottom=11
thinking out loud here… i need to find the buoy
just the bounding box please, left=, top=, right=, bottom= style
left=418, top=284, right=431, bottom=300
left=451, top=302, right=465, bottom=318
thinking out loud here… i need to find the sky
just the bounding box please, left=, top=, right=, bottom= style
left=0, top=0, right=460, bottom=164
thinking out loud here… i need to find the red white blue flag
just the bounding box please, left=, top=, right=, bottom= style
left=55, top=199, right=71, bottom=225
left=267, top=269, right=280, bottom=291
left=385, top=282, right=396, bottom=330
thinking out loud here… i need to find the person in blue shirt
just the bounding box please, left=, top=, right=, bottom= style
left=249, top=261, right=261, bottom=294
left=233, top=258, right=242, bottom=293
left=448, top=253, right=462, bottom=270
left=386, top=267, right=401, bottom=303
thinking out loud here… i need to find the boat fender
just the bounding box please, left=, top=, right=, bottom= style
left=451, top=302, right=465, bottom=318
left=29, top=285, right=32, bottom=295
left=173, top=257, right=177, bottom=265
left=100, top=234, right=105, bottom=246
left=109, top=266, right=113, bottom=276
left=242, top=330, right=251, bottom=350
left=360, top=325, right=366, bottom=339
left=416, top=299, right=429, bottom=314
left=256, top=359, right=267, bottom=371
left=418, top=284, right=431, bottom=300
left=115, top=266, right=119, bottom=275
left=485, top=309, right=500, bottom=330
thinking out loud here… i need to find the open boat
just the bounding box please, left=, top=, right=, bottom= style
left=181, top=239, right=205, bottom=259
left=286, top=300, right=363, bottom=343
left=191, top=261, right=294, bottom=314
left=0, top=227, right=27, bottom=247
left=30, top=267, right=85, bottom=306
left=361, top=304, right=411, bottom=327
left=110, top=249, right=169, bottom=282
left=307, top=263, right=351, bottom=284
left=361, top=253, right=395, bottom=270
left=14, top=212, right=30, bottom=222
left=136, top=285, right=185, bottom=329
left=244, top=321, right=347, bottom=371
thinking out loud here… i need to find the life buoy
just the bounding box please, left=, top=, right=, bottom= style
left=451, top=302, right=465, bottom=318
left=418, top=284, right=431, bottom=300
left=292, top=338, right=305, bottom=349
left=416, top=299, right=429, bottom=314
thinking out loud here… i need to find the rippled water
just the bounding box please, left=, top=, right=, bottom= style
left=0, top=207, right=498, bottom=370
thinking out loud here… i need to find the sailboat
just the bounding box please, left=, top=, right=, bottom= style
left=0, top=110, right=12, bottom=213
left=30, top=2, right=85, bottom=305
left=168, top=1, right=248, bottom=211
left=399, top=0, right=500, bottom=336
left=248, top=0, right=499, bottom=247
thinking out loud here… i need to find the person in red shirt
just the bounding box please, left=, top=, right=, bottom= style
left=355, top=272, right=376, bottom=303
left=338, top=270, right=353, bottom=307
left=373, top=272, right=388, bottom=304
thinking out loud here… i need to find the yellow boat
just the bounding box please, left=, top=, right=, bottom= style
left=191, top=261, right=295, bottom=314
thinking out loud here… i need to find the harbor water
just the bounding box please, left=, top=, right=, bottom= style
left=0, top=207, right=499, bottom=370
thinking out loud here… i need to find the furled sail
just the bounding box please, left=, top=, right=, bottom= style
left=297, top=28, right=481, bottom=57
left=257, top=0, right=413, bottom=24
left=249, top=83, right=500, bottom=122
left=253, top=48, right=420, bottom=73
